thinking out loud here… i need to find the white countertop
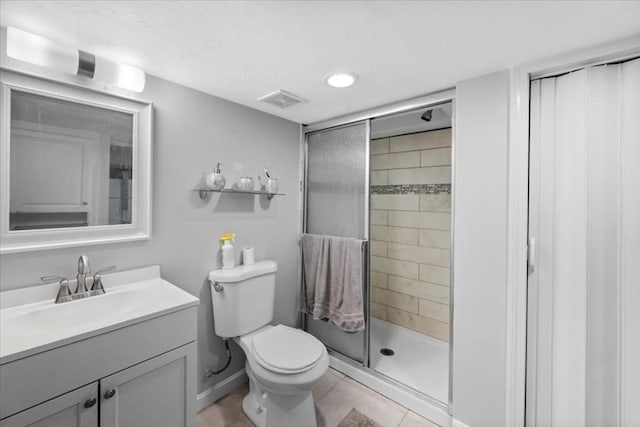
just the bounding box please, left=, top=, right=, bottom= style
left=0, top=266, right=199, bottom=365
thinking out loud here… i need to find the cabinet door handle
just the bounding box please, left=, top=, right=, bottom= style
left=104, top=389, right=116, bottom=399
left=84, top=397, right=97, bottom=408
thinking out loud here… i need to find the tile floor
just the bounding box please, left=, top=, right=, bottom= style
left=198, top=368, right=441, bottom=427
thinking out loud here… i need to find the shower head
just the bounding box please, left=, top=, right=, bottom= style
left=420, top=110, right=433, bottom=122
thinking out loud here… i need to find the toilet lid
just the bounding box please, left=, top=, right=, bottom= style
left=252, top=325, right=325, bottom=374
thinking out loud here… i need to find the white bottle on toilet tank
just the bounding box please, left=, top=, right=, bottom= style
left=220, top=233, right=235, bottom=270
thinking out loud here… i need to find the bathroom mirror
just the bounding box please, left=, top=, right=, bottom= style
left=0, top=71, right=152, bottom=253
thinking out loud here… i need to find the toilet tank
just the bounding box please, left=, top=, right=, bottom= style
left=208, top=260, right=277, bottom=338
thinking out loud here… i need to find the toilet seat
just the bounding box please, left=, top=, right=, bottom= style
left=251, top=325, right=324, bottom=374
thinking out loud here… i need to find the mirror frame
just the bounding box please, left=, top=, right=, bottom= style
left=0, top=71, right=152, bottom=254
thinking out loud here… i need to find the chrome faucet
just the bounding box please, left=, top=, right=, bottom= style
left=76, top=255, right=91, bottom=294
left=41, top=256, right=116, bottom=303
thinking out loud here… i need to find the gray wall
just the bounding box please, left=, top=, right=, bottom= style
left=0, top=70, right=301, bottom=394
left=452, top=70, right=510, bottom=426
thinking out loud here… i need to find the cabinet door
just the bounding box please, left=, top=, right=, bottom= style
left=0, top=382, right=98, bottom=427
left=100, top=343, right=196, bottom=427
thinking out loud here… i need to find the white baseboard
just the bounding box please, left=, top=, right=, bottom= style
left=329, top=355, right=454, bottom=427
left=196, top=369, right=248, bottom=412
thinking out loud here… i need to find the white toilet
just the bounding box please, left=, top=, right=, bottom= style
left=209, top=260, right=328, bottom=427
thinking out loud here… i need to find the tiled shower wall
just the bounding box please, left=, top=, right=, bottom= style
left=370, top=128, right=451, bottom=341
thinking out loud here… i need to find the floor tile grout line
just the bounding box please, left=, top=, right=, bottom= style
left=341, top=375, right=410, bottom=417
left=316, top=374, right=408, bottom=427
left=314, top=375, right=344, bottom=402
left=397, top=411, right=410, bottom=427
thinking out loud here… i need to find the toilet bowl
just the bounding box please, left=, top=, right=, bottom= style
left=235, top=325, right=329, bottom=427
left=209, top=261, right=328, bottom=427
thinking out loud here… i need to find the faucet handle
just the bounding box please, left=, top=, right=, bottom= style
left=94, top=265, right=116, bottom=276
left=91, top=265, right=116, bottom=294
left=42, top=276, right=72, bottom=303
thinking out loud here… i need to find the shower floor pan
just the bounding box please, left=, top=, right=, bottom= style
left=369, top=318, right=449, bottom=403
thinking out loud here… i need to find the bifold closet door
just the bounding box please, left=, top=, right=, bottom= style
left=304, top=121, right=370, bottom=363
left=527, top=58, right=640, bottom=427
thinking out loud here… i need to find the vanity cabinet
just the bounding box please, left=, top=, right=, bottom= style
left=1, top=343, right=194, bottom=427
left=0, top=267, right=199, bottom=427
left=1, top=340, right=196, bottom=427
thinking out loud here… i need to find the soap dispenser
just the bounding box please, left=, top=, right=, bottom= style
left=206, top=163, right=226, bottom=190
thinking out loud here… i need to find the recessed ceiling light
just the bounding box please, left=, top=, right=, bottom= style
left=324, top=72, right=358, bottom=88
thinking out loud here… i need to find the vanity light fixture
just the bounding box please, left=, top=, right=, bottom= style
left=324, top=72, right=358, bottom=88
left=6, top=27, right=145, bottom=92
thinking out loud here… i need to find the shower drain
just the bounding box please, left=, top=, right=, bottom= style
left=380, top=348, right=395, bottom=356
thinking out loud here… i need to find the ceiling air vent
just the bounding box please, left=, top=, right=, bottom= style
left=258, top=90, right=306, bottom=109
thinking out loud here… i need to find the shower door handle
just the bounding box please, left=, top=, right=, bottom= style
left=528, top=237, right=536, bottom=274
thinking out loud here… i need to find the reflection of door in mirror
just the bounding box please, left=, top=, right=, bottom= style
left=10, top=124, right=100, bottom=229
left=109, top=143, right=133, bottom=224
left=9, top=90, right=133, bottom=230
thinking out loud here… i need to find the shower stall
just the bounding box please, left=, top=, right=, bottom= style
left=301, top=93, right=455, bottom=416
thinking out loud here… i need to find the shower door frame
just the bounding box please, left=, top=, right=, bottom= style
left=301, top=119, right=372, bottom=367
left=301, top=88, right=456, bottom=416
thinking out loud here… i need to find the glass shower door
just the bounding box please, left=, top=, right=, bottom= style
left=303, top=121, right=370, bottom=363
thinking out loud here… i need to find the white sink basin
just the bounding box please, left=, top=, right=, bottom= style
left=0, top=266, right=199, bottom=364
left=3, top=289, right=139, bottom=340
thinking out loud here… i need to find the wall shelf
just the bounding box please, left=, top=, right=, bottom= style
left=195, top=188, right=285, bottom=200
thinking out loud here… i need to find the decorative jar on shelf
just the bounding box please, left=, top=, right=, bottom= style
left=237, top=176, right=255, bottom=191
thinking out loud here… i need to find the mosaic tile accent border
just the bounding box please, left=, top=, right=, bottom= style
left=370, top=184, right=451, bottom=195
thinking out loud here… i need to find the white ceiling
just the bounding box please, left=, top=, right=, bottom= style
left=1, top=1, right=639, bottom=125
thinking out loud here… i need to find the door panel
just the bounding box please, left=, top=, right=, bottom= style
left=100, top=344, right=196, bottom=427
left=10, top=126, right=99, bottom=214
left=527, top=58, right=640, bottom=427
left=0, top=382, right=98, bottom=427
left=304, top=121, right=370, bottom=363
left=306, top=123, right=368, bottom=239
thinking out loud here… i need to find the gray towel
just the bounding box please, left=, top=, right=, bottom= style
left=302, top=233, right=365, bottom=332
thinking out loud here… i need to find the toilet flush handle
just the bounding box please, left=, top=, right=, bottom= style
left=210, top=280, right=224, bottom=292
